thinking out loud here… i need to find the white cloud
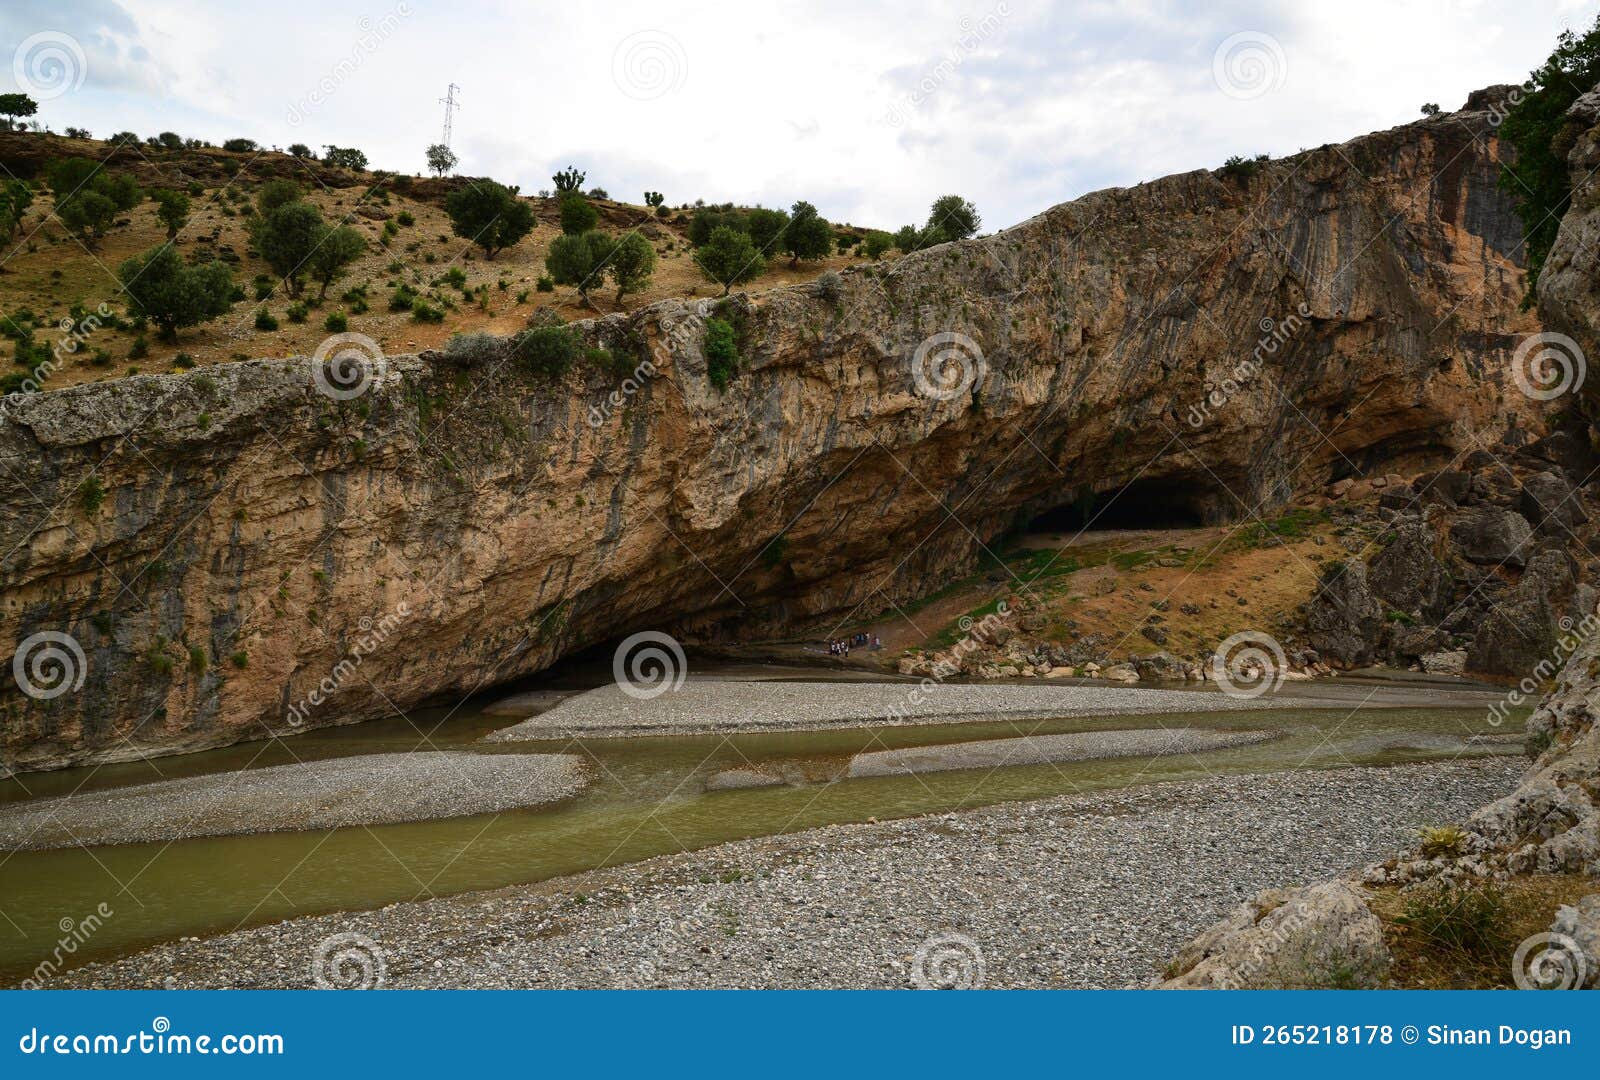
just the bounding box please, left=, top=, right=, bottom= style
left=8, top=0, right=1598, bottom=230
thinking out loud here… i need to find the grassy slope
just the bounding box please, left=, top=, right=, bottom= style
left=1, top=138, right=884, bottom=388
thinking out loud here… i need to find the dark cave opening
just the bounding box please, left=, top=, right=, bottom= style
left=1025, top=477, right=1230, bottom=533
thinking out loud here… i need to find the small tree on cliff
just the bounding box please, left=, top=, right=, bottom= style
left=1498, top=14, right=1600, bottom=298
left=693, top=226, right=764, bottom=295
left=118, top=246, right=233, bottom=339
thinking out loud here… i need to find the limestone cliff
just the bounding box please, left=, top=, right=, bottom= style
left=0, top=93, right=1542, bottom=772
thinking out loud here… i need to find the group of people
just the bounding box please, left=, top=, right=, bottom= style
left=828, top=632, right=880, bottom=656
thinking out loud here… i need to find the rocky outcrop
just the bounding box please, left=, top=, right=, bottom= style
left=1159, top=882, right=1389, bottom=989
left=0, top=94, right=1546, bottom=772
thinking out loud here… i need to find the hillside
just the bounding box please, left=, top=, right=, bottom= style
left=0, top=132, right=878, bottom=389
left=0, top=87, right=1560, bottom=774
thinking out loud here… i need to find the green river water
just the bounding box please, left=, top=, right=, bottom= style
left=0, top=673, right=1523, bottom=983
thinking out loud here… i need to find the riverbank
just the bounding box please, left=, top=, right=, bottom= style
left=41, top=756, right=1521, bottom=989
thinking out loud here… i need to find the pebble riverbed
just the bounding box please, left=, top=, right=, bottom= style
left=40, top=756, right=1522, bottom=989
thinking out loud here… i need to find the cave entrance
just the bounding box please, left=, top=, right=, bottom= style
left=1025, top=477, right=1228, bottom=533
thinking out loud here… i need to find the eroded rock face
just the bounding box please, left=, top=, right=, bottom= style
left=0, top=97, right=1544, bottom=772
left=1159, top=882, right=1390, bottom=989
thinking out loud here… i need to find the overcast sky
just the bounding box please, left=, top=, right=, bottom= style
left=5, top=0, right=1598, bottom=231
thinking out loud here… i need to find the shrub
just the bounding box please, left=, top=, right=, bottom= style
left=221, top=137, right=257, bottom=153
left=128, top=334, right=149, bottom=359
left=172, top=352, right=195, bottom=369
left=324, top=310, right=348, bottom=332
left=644, top=190, right=664, bottom=207
left=254, top=308, right=278, bottom=331
left=286, top=302, right=308, bottom=323
left=513, top=324, right=579, bottom=379
left=559, top=193, right=598, bottom=235
left=445, top=180, right=535, bottom=257
left=607, top=231, right=656, bottom=307
left=410, top=299, right=445, bottom=322
left=288, top=143, right=312, bottom=158
left=1416, top=825, right=1468, bottom=859
left=864, top=230, right=893, bottom=258
left=923, top=194, right=980, bottom=244
left=151, top=189, right=189, bottom=239
left=545, top=231, right=613, bottom=303
left=117, top=246, right=233, bottom=340
left=552, top=166, right=585, bottom=193
left=815, top=270, right=843, bottom=304
left=655, top=204, right=671, bottom=218
left=441, top=266, right=467, bottom=288
left=1219, top=153, right=1271, bottom=183
left=693, top=226, right=764, bottom=295
left=388, top=283, right=418, bottom=311
left=252, top=274, right=275, bottom=301
left=1396, top=881, right=1511, bottom=959
left=47, top=158, right=141, bottom=244
left=745, top=207, right=790, bottom=252
left=536, top=276, right=555, bottom=292
left=1499, top=16, right=1600, bottom=297
left=396, top=210, right=415, bottom=227
left=442, top=331, right=504, bottom=366
left=704, top=316, right=739, bottom=390
left=781, top=200, right=832, bottom=265
left=323, top=145, right=368, bottom=171
left=250, top=201, right=324, bottom=296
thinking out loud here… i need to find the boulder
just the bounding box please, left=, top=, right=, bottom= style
left=1521, top=470, right=1589, bottom=534
left=1413, top=469, right=1471, bottom=507
left=1466, top=572, right=1558, bottom=675
left=1160, top=883, right=1390, bottom=989
left=1099, top=663, right=1139, bottom=683
left=1420, top=650, right=1467, bottom=676
left=1464, top=469, right=1521, bottom=508
left=1306, top=561, right=1384, bottom=667
left=1367, top=519, right=1451, bottom=619
left=1388, top=623, right=1445, bottom=661
left=1449, top=506, right=1534, bottom=568
left=1132, top=652, right=1186, bottom=680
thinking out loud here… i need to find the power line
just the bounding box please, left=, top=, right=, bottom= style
left=439, top=83, right=461, bottom=150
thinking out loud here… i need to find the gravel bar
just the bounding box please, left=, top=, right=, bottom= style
left=41, top=756, right=1521, bottom=989
left=0, top=751, right=589, bottom=852
left=846, top=727, right=1276, bottom=777
left=483, top=680, right=1330, bottom=742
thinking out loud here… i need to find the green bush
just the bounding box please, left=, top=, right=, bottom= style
left=324, top=310, right=348, bottom=332
left=396, top=210, right=415, bottom=226
left=704, top=316, right=739, bottom=390
left=559, top=193, right=598, bottom=235
left=410, top=299, right=444, bottom=323
left=864, top=230, right=893, bottom=258
left=513, top=324, right=579, bottom=379
left=254, top=308, right=278, bottom=331
left=388, top=283, right=418, bottom=311
left=536, top=276, right=555, bottom=292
